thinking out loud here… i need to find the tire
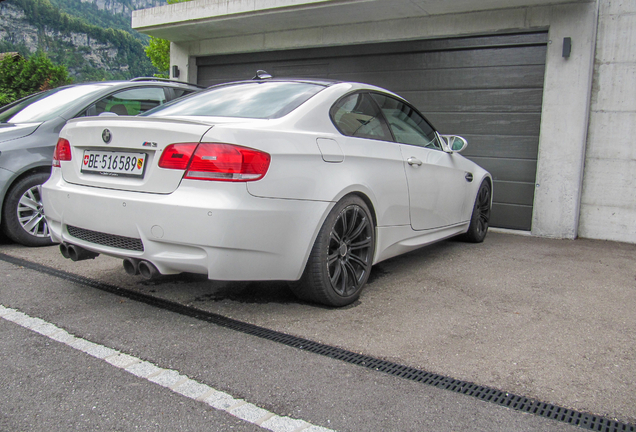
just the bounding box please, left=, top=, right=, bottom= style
left=1, top=172, right=53, bottom=247
left=292, top=195, right=375, bottom=307
left=463, top=180, right=491, bottom=243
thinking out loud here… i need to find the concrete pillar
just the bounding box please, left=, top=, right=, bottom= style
left=529, top=2, right=599, bottom=238
left=578, top=0, right=636, bottom=243
left=169, top=42, right=196, bottom=83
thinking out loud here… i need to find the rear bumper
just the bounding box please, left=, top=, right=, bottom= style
left=42, top=169, right=331, bottom=280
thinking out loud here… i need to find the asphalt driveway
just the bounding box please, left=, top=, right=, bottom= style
left=1, top=231, right=634, bottom=425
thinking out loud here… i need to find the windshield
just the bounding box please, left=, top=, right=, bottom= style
left=144, top=81, right=325, bottom=119
left=0, top=85, right=110, bottom=124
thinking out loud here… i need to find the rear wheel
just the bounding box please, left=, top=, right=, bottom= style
left=464, top=180, right=491, bottom=243
left=1, top=172, right=53, bottom=247
left=292, top=195, right=375, bottom=307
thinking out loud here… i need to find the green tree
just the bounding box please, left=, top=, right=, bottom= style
left=0, top=52, right=71, bottom=106
left=145, top=36, right=170, bottom=78
left=144, top=0, right=191, bottom=79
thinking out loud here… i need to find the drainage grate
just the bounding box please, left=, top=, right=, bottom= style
left=67, top=225, right=144, bottom=251
left=1, top=252, right=633, bottom=432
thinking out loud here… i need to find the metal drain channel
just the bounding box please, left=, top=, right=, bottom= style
left=1, top=252, right=634, bottom=432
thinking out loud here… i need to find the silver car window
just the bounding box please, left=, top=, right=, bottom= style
left=0, top=85, right=107, bottom=123
left=93, top=87, right=167, bottom=116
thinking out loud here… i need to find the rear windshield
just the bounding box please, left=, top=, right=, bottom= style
left=0, top=85, right=110, bottom=123
left=144, top=81, right=325, bottom=119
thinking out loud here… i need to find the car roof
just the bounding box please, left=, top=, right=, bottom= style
left=208, top=77, right=342, bottom=89
left=54, top=78, right=203, bottom=90
left=0, top=78, right=203, bottom=125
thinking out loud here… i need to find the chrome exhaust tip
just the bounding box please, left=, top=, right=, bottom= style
left=138, top=260, right=160, bottom=280
left=123, top=258, right=140, bottom=276
left=66, top=244, right=99, bottom=261
left=59, top=243, right=70, bottom=259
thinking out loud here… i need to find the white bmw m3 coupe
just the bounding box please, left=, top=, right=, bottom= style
left=42, top=75, right=492, bottom=307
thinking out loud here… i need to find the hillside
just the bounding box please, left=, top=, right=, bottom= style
left=0, top=0, right=166, bottom=82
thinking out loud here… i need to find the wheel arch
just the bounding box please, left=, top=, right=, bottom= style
left=0, top=165, right=52, bottom=224
left=331, top=185, right=379, bottom=228
left=483, top=174, right=494, bottom=206
left=347, top=191, right=378, bottom=229
left=295, top=189, right=379, bottom=281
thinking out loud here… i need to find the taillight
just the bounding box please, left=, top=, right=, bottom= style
left=159, top=143, right=270, bottom=182
left=158, top=143, right=198, bottom=169
left=52, top=138, right=72, bottom=167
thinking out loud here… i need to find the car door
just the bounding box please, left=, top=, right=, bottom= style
left=371, top=93, right=468, bottom=230
left=329, top=92, right=410, bottom=227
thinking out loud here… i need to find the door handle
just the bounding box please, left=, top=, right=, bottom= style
left=407, top=157, right=422, bottom=166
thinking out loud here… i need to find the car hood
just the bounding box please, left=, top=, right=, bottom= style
left=0, top=122, right=42, bottom=143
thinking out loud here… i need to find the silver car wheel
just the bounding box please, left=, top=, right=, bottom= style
left=17, top=184, right=49, bottom=238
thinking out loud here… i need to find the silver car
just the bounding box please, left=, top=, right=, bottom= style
left=0, top=78, right=201, bottom=246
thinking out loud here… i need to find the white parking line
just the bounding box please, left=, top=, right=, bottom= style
left=0, top=304, right=334, bottom=432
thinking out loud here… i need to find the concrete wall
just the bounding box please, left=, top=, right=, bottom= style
left=579, top=0, right=636, bottom=243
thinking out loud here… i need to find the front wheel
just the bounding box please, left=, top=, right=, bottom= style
left=1, top=172, right=53, bottom=247
left=463, top=180, right=491, bottom=243
left=292, top=195, right=375, bottom=307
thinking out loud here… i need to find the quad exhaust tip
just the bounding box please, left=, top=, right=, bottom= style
left=138, top=260, right=159, bottom=280
left=59, top=244, right=159, bottom=279
left=60, top=243, right=99, bottom=261
left=123, top=258, right=159, bottom=280
left=123, top=258, right=140, bottom=276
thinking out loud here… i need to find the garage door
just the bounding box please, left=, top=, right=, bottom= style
left=197, top=32, right=548, bottom=231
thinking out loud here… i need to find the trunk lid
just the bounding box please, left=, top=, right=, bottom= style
left=59, top=116, right=214, bottom=194
left=0, top=122, right=42, bottom=143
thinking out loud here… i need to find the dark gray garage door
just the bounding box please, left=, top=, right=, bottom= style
left=197, top=32, right=547, bottom=231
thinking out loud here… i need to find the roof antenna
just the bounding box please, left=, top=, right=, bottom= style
left=253, top=70, right=273, bottom=80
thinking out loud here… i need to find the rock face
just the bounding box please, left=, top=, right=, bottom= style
left=1, top=4, right=41, bottom=53
left=0, top=0, right=163, bottom=80
left=80, top=0, right=165, bottom=16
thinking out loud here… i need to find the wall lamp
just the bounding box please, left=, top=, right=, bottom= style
left=563, top=37, right=572, bottom=58
left=172, top=65, right=180, bottom=78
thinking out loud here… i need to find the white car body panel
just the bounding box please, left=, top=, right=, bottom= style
left=42, top=80, right=491, bottom=282
left=45, top=170, right=331, bottom=280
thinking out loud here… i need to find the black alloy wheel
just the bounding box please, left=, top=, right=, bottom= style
left=464, top=180, right=491, bottom=243
left=327, top=202, right=374, bottom=297
left=292, top=195, right=375, bottom=307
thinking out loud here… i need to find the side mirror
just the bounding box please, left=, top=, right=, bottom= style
left=439, top=134, right=468, bottom=153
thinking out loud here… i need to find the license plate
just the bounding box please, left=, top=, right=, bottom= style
left=81, top=150, right=147, bottom=177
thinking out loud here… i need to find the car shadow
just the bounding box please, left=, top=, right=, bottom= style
left=0, top=231, right=13, bottom=245
left=130, top=237, right=468, bottom=308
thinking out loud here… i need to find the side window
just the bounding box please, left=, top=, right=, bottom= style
left=330, top=93, right=392, bottom=141
left=93, top=87, right=167, bottom=116
left=371, top=93, right=442, bottom=150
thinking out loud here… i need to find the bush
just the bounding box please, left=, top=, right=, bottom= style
left=0, top=52, right=71, bottom=107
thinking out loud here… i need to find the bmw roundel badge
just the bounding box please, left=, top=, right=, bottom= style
left=102, top=129, right=112, bottom=144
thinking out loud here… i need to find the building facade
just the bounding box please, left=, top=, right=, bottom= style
left=132, top=0, right=636, bottom=243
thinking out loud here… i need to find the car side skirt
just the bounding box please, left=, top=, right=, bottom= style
left=374, top=222, right=469, bottom=264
